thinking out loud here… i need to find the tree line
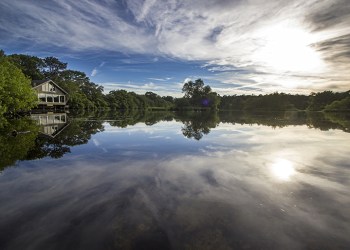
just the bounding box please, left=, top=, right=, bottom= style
left=0, top=50, right=349, bottom=116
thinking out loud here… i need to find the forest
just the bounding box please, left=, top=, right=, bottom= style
left=0, top=50, right=349, bottom=115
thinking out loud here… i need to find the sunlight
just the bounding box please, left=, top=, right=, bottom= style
left=270, top=158, right=295, bottom=181
left=254, top=22, right=324, bottom=76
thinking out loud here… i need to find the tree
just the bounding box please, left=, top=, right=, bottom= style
left=42, top=56, right=67, bottom=80
left=106, top=90, right=135, bottom=110
left=308, top=91, right=348, bottom=111
left=56, top=69, right=108, bottom=109
left=181, top=79, right=220, bottom=109
left=325, top=96, right=350, bottom=111
left=8, top=54, right=45, bottom=80
left=0, top=56, right=38, bottom=115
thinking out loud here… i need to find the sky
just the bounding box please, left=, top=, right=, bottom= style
left=0, top=0, right=350, bottom=97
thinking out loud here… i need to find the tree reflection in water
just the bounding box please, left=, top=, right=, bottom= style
left=0, top=110, right=349, bottom=170
left=0, top=117, right=39, bottom=170
left=179, top=111, right=219, bottom=140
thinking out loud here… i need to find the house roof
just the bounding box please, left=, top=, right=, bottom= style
left=32, top=80, right=48, bottom=86
left=32, top=79, right=68, bottom=95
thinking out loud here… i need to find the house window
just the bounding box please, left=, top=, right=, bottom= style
left=54, top=95, right=59, bottom=102
left=49, top=84, right=56, bottom=92
left=60, top=96, right=65, bottom=103
left=39, top=94, right=46, bottom=102
left=47, top=95, right=53, bottom=102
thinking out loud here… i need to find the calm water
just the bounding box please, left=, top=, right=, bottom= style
left=0, top=111, right=349, bottom=250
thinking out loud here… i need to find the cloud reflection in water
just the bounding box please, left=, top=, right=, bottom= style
left=0, top=121, right=349, bottom=249
left=270, top=158, right=295, bottom=181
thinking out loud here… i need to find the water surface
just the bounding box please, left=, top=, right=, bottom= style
left=0, top=111, right=349, bottom=249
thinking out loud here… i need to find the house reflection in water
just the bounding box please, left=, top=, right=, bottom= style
left=31, top=113, right=69, bottom=138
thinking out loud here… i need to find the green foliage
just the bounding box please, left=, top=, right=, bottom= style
left=144, top=91, right=174, bottom=109
left=174, top=97, right=192, bottom=110
left=0, top=117, right=39, bottom=170
left=106, top=90, right=136, bottom=110
left=324, top=96, right=350, bottom=111
left=308, top=91, right=349, bottom=111
left=8, top=54, right=45, bottom=80
left=243, top=92, right=294, bottom=111
left=0, top=57, right=38, bottom=115
left=219, top=91, right=348, bottom=112
left=42, top=56, right=68, bottom=80
left=57, top=70, right=108, bottom=109
left=105, top=90, right=173, bottom=110
left=180, top=79, right=220, bottom=109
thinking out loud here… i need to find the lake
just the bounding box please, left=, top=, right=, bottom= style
left=0, top=111, right=349, bottom=250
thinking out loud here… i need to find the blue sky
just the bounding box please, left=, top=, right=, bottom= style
left=1, top=0, right=349, bottom=96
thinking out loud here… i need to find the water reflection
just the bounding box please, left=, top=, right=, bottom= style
left=0, top=117, right=39, bottom=170
left=270, top=158, right=295, bottom=181
left=0, top=110, right=349, bottom=171
left=180, top=111, right=219, bottom=140
left=31, top=113, right=69, bottom=138
left=0, top=111, right=349, bottom=249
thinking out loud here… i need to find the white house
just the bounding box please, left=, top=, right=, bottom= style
left=32, top=79, right=68, bottom=108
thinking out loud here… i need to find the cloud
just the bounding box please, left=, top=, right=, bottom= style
left=90, top=61, right=106, bottom=77
left=3, top=121, right=350, bottom=248
left=0, top=0, right=156, bottom=53
left=90, top=68, right=98, bottom=77
left=148, top=77, right=172, bottom=81
left=102, top=81, right=183, bottom=96
left=306, top=0, right=350, bottom=32
left=183, top=78, right=192, bottom=84
left=1, top=0, right=349, bottom=93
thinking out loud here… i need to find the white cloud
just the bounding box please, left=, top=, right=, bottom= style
left=90, top=61, right=106, bottom=77
left=183, top=78, right=192, bottom=84
left=0, top=0, right=156, bottom=53
left=90, top=68, right=98, bottom=77
left=1, top=0, right=349, bottom=93
left=148, top=77, right=172, bottom=81
left=101, top=81, right=183, bottom=97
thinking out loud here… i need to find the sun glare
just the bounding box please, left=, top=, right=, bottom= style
left=254, top=22, right=324, bottom=74
left=270, top=158, right=295, bottom=181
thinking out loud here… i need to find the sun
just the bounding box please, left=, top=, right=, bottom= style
left=254, top=22, right=324, bottom=74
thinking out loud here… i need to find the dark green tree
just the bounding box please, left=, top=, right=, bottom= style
left=106, top=90, right=134, bottom=110
left=42, top=56, right=67, bottom=80
left=8, top=54, right=45, bottom=80
left=181, top=79, right=220, bottom=109
left=0, top=56, right=38, bottom=115
left=325, top=96, right=350, bottom=111
left=57, top=70, right=107, bottom=109
left=308, top=91, right=349, bottom=111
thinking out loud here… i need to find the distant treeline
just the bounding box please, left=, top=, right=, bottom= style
left=1, top=50, right=349, bottom=114
left=219, top=91, right=350, bottom=111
